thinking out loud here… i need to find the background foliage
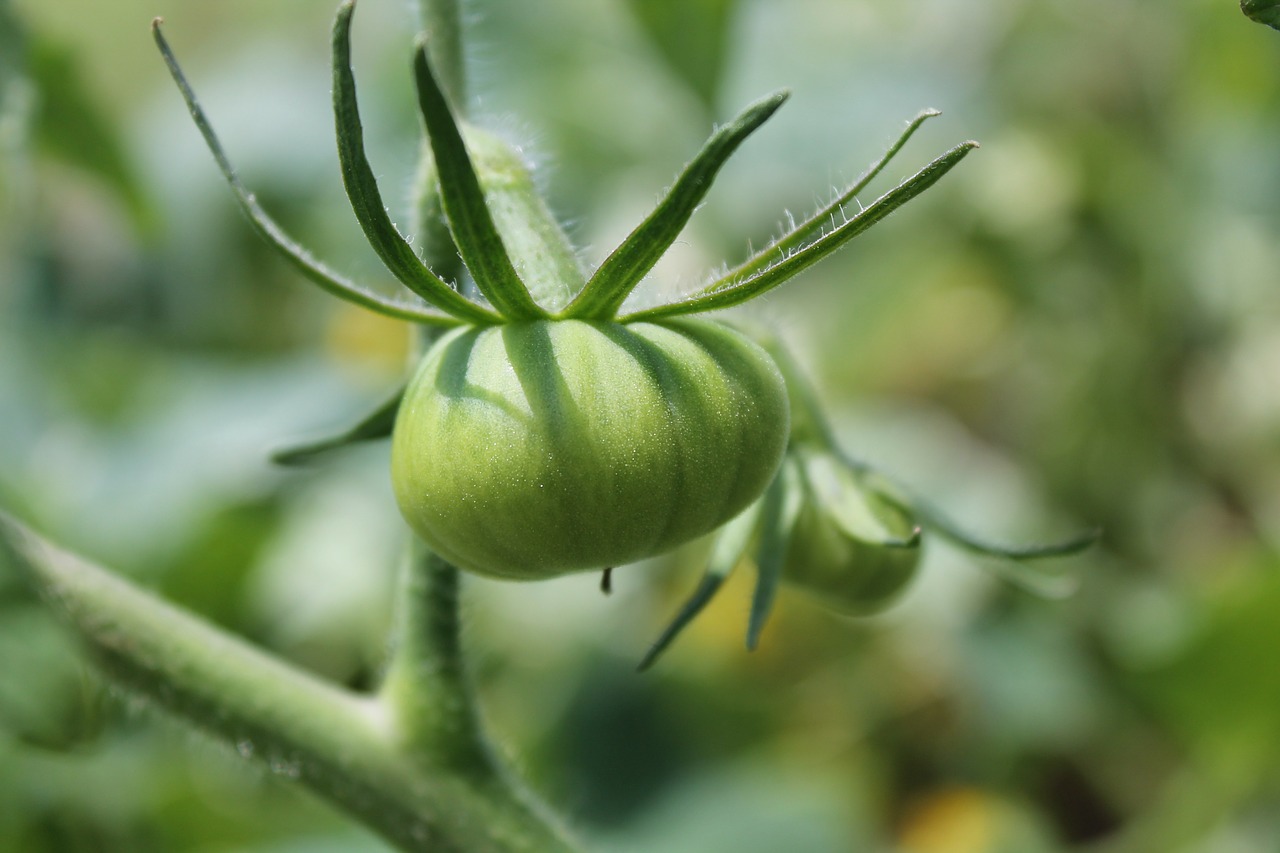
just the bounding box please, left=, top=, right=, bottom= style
left=2, top=0, right=1279, bottom=850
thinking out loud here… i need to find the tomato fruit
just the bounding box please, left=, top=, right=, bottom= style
left=390, top=318, right=789, bottom=579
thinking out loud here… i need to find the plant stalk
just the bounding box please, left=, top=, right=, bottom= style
left=0, top=513, right=577, bottom=852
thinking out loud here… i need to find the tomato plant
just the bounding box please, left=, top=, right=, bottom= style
left=154, top=0, right=977, bottom=587
left=0, top=1, right=1102, bottom=848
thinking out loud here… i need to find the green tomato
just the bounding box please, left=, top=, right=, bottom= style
left=782, top=454, right=922, bottom=615
left=391, top=318, right=789, bottom=580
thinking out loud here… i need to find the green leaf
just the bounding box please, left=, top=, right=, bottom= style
left=27, top=37, right=156, bottom=234
left=152, top=19, right=461, bottom=327
left=411, top=37, right=547, bottom=320
left=331, top=2, right=501, bottom=325
left=624, top=0, right=739, bottom=111
left=747, top=460, right=804, bottom=651
left=562, top=90, right=789, bottom=321
left=621, top=141, right=977, bottom=323
left=637, top=498, right=762, bottom=672
left=1242, top=0, right=1280, bottom=29
left=271, top=384, right=405, bottom=466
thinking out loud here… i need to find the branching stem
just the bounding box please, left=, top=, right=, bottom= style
left=0, top=513, right=578, bottom=852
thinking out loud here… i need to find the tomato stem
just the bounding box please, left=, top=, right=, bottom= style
left=0, top=513, right=578, bottom=852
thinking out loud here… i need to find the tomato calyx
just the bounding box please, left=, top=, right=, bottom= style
left=154, top=2, right=1097, bottom=660
left=153, top=1, right=975, bottom=331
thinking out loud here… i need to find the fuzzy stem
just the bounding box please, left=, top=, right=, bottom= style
left=0, top=513, right=577, bottom=852
left=379, top=540, right=494, bottom=776
left=390, top=1, right=478, bottom=759
left=417, top=0, right=466, bottom=111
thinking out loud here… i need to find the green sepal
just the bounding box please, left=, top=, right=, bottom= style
left=1242, top=0, right=1280, bottom=29
left=637, top=496, right=762, bottom=671
left=151, top=19, right=460, bottom=327
left=271, top=384, right=405, bottom=467
left=411, top=40, right=547, bottom=320
left=332, top=2, right=501, bottom=326
left=863, top=466, right=1098, bottom=599
left=424, top=127, right=587, bottom=313
left=801, top=451, right=920, bottom=549
left=561, top=90, right=789, bottom=321
left=621, top=141, right=977, bottom=323
left=746, top=458, right=804, bottom=651
left=725, top=109, right=940, bottom=285
left=908, top=496, right=1099, bottom=561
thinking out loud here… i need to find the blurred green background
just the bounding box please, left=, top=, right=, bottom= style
left=2, top=0, right=1279, bottom=850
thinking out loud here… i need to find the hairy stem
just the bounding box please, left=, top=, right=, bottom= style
left=417, top=0, right=466, bottom=111
left=379, top=541, right=493, bottom=776
left=0, top=513, right=577, bottom=852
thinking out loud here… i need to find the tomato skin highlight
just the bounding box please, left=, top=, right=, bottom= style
left=391, top=318, right=790, bottom=580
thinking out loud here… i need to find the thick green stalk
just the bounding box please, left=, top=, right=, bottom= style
left=379, top=541, right=494, bottom=776
left=0, top=514, right=577, bottom=852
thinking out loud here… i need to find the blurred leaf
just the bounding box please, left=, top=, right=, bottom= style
left=1241, top=0, right=1280, bottom=29
left=28, top=37, right=154, bottom=234
left=0, top=606, right=105, bottom=750
left=1136, top=558, right=1280, bottom=779
left=0, top=0, right=26, bottom=116
left=0, top=0, right=32, bottom=206
left=623, top=0, right=739, bottom=112
left=897, top=788, right=1056, bottom=853
left=158, top=496, right=284, bottom=630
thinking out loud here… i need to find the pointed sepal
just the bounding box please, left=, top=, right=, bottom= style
left=331, top=2, right=500, bottom=325
left=637, top=497, right=762, bottom=671
left=727, top=109, right=941, bottom=284
left=746, top=459, right=804, bottom=651
left=622, top=141, right=977, bottom=323
left=271, top=384, right=405, bottom=467
left=411, top=40, right=546, bottom=320
left=803, top=451, right=920, bottom=549
left=563, top=90, right=789, bottom=320
left=151, top=18, right=460, bottom=326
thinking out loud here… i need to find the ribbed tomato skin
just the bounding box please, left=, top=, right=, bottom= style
left=391, top=318, right=789, bottom=580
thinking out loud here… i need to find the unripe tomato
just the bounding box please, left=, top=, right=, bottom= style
left=783, top=451, right=922, bottom=615
left=391, top=318, right=789, bottom=580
